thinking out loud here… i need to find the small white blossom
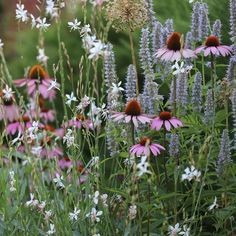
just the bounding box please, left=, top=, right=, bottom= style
left=53, top=174, right=65, bottom=189
left=90, top=156, right=100, bottom=167
left=46, top=0, right=55, bottom=15
left=88, top=40, right=105, bottom=60
left=16, top=3, right=28, bottom=22
left=37, top=48, right=49, bottom=64
left=137, top=156, right=152, bottom=177
left=9, top=171, right=16, bottom=192
left=124, top=155, right=135, bottom=167
left=69, top=207, right=81, bottom=221
left=181, top=165, right=201, bottom=182
left=68, top=19, right=81, bottom=31
left=179, top=225, right=191, bottom=236
left=82, top=35, right=96, bottom=50
left=168, top=223, right=182, bottom=236
left=101, top=194, right=108, bottom=207
left=93, top=191, right=100, bottom=205
left=80, top=24, right=91, bottom=36
left=208, top=197, right=219, bottom=211
left=86, top=208, right=103, bottom=222
left=28, top=121, right=39, bottom=134
left=77, top=95, right=91, bottom=110
left=66, top=92, right=77, bottom=106
left=172, top=61, right=193, bottom=75
left=36, top=18, right=51, bottom=31
left=128, top=205, right=137, bottom=220
left=63, top=129, right=75, bottom=147
left=47, top=223, right=56, bottom=235
left=2, top=85, right=14, bottom=100
left=31, top=146, right=42, bottom=156
left=45, top=210, right=53, bottom=221
left=111, top=81, right=124, bottom=96
left=0, top=39, right=4, bottom=49
left=48, top=79, right=60, bottom=91
left=30, top=14, right=37, bottom=28
left=25, top=193, right=39, bottom=207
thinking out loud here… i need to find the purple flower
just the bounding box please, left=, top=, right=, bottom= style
left=151, top=111, right=183, bottom=131
left=155, top=32, right=196, bottom=62
left=195, top=36, right=232, bottom=57
left=111, top=100, right=152, bottom=127
left=130, top=137, right=165, bottom=156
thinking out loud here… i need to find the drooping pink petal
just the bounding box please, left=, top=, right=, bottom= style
left=132, top=116, right=138, bottom=127
left=155, top=48, right=168, bottom=57
left=195, top=46, right=205, bottom=54
left=182, top=49, right=196, bottom=58
left=137, top=146, right=145, bottom=156
left=152, top=143, right=165, bottom=151
left=151, top=118, right=163, bottom=131
left=204, top=47, right=212, bottom=56
left=169, top=118, right=183, bottom=128
left=113, top=113, right=125, bottom=121
left=125, top=115, right=132, bottom=123
left=149, top=145, right=160, bottom=156
left=13, top=78, right=28, bottom=87
left=164, top=121, right=171, bottom=131
left=217, top=47, right=227, bottom=56
left=162, top=50, right=174, bottom=61
left=171, top=51, right=181, bottom=62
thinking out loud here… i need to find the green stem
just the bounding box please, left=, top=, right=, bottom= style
left=210, top=53, right=216, bottom=115
left=201, top=55, right=205, bottom=88
left=128, top=30, right=139, bottom=97
left=173, top=76, right=177, bottom=117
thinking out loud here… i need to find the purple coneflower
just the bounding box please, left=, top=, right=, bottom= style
left=111, top=99, right=152, bottom=127
left=130, top=137, right=165, bottom=156
left=6, top=115, right=31, bottom=135
left=195, top=35, right=232, bottom=57
left=0, top=90, right=19, bottom=122
left=155, top=32, right=196, bottom=62
left=14, top=65, right=56, bottom=100
left=39, top=108, right=55, bottom=122
left=151, top=111, right=183, bottom=131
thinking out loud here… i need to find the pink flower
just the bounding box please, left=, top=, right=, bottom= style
left=0, top=91, right=19, bottom=122
left=58, top=157, right=73, bottom=169
left=63, top=115, right=94, bottom=130
left=40, top=108, right=55, bottom=122
left=111, top=100, right=152, bottom=127
left=14, top=65, right=56, bottom=100
left=155, top=32, right=196, bottom=62
left=130, top=137, right=165, bottom=156
left=195, top=36, right=232, bottom=57
left=6, top=115, right=32, bottom=135
left=151, top=111, right=183, bottom=131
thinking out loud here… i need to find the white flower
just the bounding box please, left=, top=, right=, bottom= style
left=111, top=81, right=124, bottom=96
left=63, top=129, right=75, bottom=147
left=69, top=207, right=81, bottom=221
left=179, top=225, right=190, bottom=236
left=208, top=197, right=219, bottom=211
left=128, top=205, right=137, bottom=220
left=172, top=61, right=193, bottom=75
left=2, top=85, right=14, bottom=100
left=101, top=194, right=108, bottom=207
left=25, top=193, right=39, bottom=207
left=47, top=223, right=56, bottom=235
left=86, top=208, right=103, bottom=222
left=53, top=174, right=65, bottom=189
left=124, top=155, right=135, bottom=167
left=137, top=156, right=152, bottom=177
left=37, top=48, right=49, bottom=64
left=48, top=79, right=60, bottom=91
left=93, top=191, right=100, bottom=205
left=0, top=39, right=4, bottom=49
left=66, top=92, right=77, bottom=106
left=16, top=3, right=28, bottom=22
left=88, top=40, right=105, bottom=60
left=189, top=0, right=194, bottom=3
left=31, top=146, right=42, bottom=156
left=181, top=165, right=201, bottom=182
left=92, top=234, right=101, bottom=236
left=36, top=18, right=51, bottom=31
left=30, top=14, right=37, bottom=28
left=46, top=0, right=55, bottom=15
left=9, top=171, right=16, bottom=192
left=38, top=201, right=46, bottom=210
left=77, top=95, right=91, bottom=110
left=68, top=19, right=81, bottom=31
left=80, top=24, right=91, bottom=36
left=168, top=223, right=182, bottom=236
left=90, top=156, right=100, bottom=167
left=82, top=35, right=96, bottom=50
left=28, top=121, right=39, bottom=134
left=45, top=210, right=53, bottom=221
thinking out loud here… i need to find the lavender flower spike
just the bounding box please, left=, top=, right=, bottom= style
left=191, top=2, right=201, bottom=42
left=125, top=65, right=137, bottom=102
left=226, top=53, right=236, bottom=84
left=192, top=72, right=203, bottom=112
left=169, top=133, right=180, bottom=157
left=204, top=89, right=214, bottom=124
left=216, top=129, right=232, bottom=174
left=231, top=89, right=236, bottom=148
left=212, top=19, right=222, bottom=40
left=230, top=0, right=236, bottom=43
left=198, top=3, right=209, bottom=41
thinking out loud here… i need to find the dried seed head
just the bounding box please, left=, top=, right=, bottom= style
left=124, top=99, right=142, bottom=116
left=205, top=36, right=220, bottom=47
left=106, top=0, right=148, bottom=31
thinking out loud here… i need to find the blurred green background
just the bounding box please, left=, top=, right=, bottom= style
left=0, top=0, right=230, bottom=82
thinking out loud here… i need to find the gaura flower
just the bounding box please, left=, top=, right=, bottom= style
left=63, top=114, right=94, bottom=130
left=155, top=32, right=196, bottom=62
left=130, top=137, right=165, bottom=156
left=111, top=99, right=152, bottom=127
left=195, top=35, right=232, bottom=57
left=14, top=65, right=57, bottom=100
left=0, top=90, right=19, bottom=122
left=151, top=111, right=183, bottom=131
